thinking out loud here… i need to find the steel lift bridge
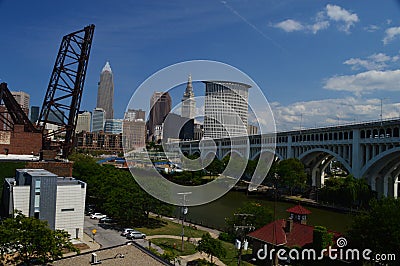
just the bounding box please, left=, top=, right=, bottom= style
left=0, top=24, right=95, bottom=158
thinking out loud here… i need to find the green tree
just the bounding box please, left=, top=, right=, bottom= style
left=205, top=157, right=223, bottom=177
left=347, top=197, right=400, bottom=260
left=196, top=233, right=226, bottom=264
left=0, top=211, right=78, bottom=265
left=161, top=250, right=181, bottom=265
left=225, top=202, right=273, bottom=240
left=70, top=153, right=172, bottom=227
left=318, top=175, right=374, bottom=208
left=244, top=159, right=257, bottom=180
left=313, top=226, right=333, bottom=251
left=276, top=158, right=307, bottom=195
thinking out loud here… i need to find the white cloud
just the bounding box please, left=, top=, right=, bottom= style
left=273, top=19, right=304, bottom=32
left=324, top=69, right=400, bottom=95
left=272, top=4, right=358, bottom=34
left=383, top=26, right=400, bottom=45
left=343, top=53, right=395, bottom=71
left=271, top=97, right=400, bottom=131
left=325, top=4, right=359, bottom=33
left=364, top=24, right=379, bottom=32
left=310, top=20, right=330, bottom=34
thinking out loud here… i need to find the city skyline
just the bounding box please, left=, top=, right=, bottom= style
left=1, top=1, right=400, bottom=131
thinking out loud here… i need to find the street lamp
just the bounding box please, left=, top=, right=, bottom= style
left=177, top=192, right=192, bottom=251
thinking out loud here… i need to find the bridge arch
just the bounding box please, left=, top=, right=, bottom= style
left=360, top=147, right=400, bottom=178
left=360, top=147, right=400, bottom=197
left=251, top=149, right=284, bottom=161
left=221, top=150, right=245, bottom=161
left=298, top=148, right=351, bottom=174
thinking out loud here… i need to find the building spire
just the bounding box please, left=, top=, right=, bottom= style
left=184, top=74, right=194, bottom=97
left=102, top=61, right=112, bottom=73
left=182, top=74, right=195, bottom=119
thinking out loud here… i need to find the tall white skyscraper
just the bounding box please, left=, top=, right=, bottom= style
left=96, top=62, right=114, bottom=119
left=181, top=74, right=195, bottom=119
left=203, top=81, right=250, bottom=139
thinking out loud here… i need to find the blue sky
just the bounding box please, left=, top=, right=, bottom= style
left=2, top=0, right=400, bottom=131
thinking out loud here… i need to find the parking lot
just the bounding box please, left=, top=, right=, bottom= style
left=83, top=216, right=148, bottom=248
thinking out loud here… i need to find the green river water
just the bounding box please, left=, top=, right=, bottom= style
left=180, top=191, right=354, bottom=233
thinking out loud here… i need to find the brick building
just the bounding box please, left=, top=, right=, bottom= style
left=75, top=131, right=123, bottom=153
left=0, top=125, right=42, bottom=155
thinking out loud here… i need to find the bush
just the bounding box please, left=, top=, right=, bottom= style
left=218, top=232, right=235, bottom=243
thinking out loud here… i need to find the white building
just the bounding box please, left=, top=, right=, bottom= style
left=203, top=81, right=250, bottom=139
left=76, top=111, right=91, bottom=133
left=1, top=169, right=86, bottom=239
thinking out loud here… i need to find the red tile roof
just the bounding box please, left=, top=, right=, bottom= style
left=247, top=219, right=342, bottom=248
left=286, top=205, right=311, bottom=215
left=248, top=219, right=313, bottom=247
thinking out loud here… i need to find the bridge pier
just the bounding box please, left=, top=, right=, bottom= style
left=384, top=175, right=389, bottom=197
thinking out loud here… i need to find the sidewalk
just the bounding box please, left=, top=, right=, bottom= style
left=181, top=252, right=225, bottom=266
left=63, top=233, right=101, bottom=257
left=153, top=214, right=221, bottom=239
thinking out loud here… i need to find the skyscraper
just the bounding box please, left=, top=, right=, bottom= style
left=96, top=62, right=114, bottom=119
left=76, top=111, right=91, bottom=133
left=124, top=109, right=145, bottom=121
left=147, top=92, right=171, bottom=140
left=203, top=81, right=250, bottom=139
left=123, top=109, right=146, bottom=151
left=92, top=108, right=106, bottom=132
left=11, top=91, right=30, bottom=110
left=104, top=119, right=123, bottom=134
left=30, top=106, right=40, bottom=123
left=181, top=74, right=195, bottom=119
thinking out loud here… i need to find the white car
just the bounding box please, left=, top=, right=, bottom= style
left=121, top=228, right=134, bottom=237
left=90, top=213, right=107, bottom=219
left=126, top=231, right=146, bottom=239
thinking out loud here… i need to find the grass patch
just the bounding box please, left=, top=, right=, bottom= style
left=150, top=238, right=197, bottom=256
left=219, top=240, right=254, bottom=266
left=137, top=219, right=207, bottom=238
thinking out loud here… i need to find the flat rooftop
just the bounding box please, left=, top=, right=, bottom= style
left=52, top=244, right=166, bottom=266
left=0, top=154, right=39, bottom=161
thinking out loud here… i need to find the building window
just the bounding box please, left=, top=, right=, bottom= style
left=61, top=208, right=75, bottom=212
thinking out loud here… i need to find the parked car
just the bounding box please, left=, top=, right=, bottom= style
left=121, top=228, right=135, bottom=237
left=126, top=231, right=146, bottom=239
left=90, top=213, right=107, bottom=219
left=99, top=217, right=115, bottom=224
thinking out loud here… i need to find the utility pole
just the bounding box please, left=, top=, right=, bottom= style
left=272, top=173, right=279, bottom=266
left=234, top=214, right=254, bottom=266
left=177, top=192, right=191, bottom=252
left=299, top=113, right=303, bottom=132
left=380, top=97, right=389, bottom=124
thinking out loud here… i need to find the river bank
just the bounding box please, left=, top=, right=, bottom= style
left=177, top=191, right=354, bottom=233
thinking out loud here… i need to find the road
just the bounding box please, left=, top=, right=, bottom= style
left=84, top=216, right=127, bottom=248
left=83, top=216, right=162, bottom=253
